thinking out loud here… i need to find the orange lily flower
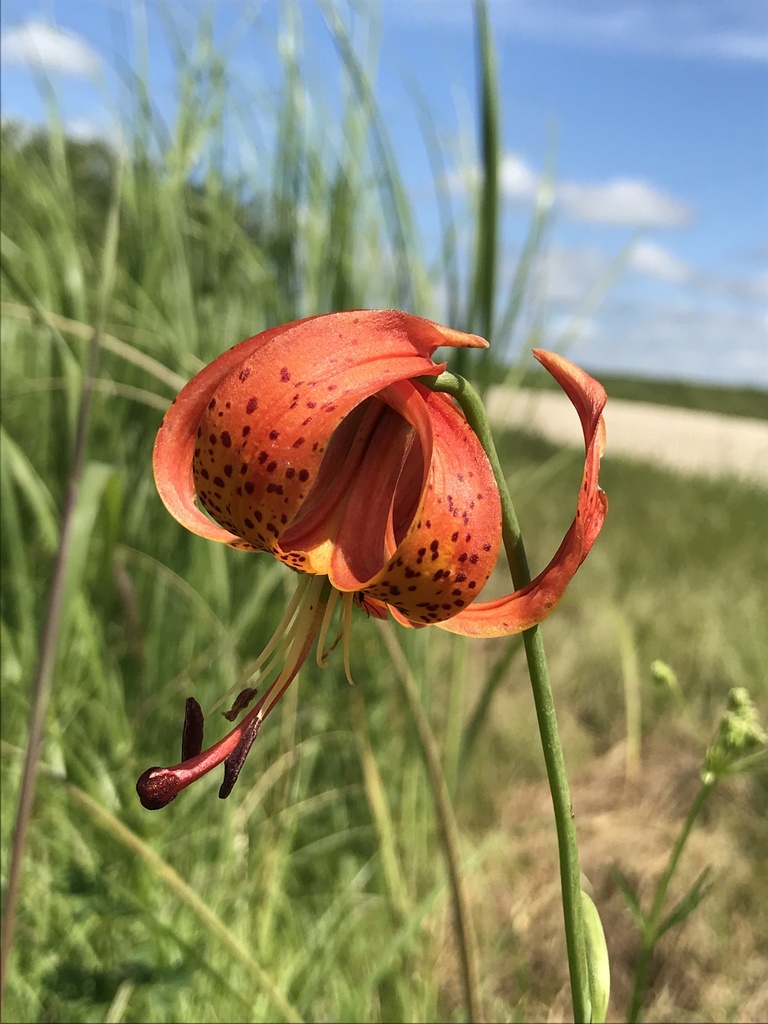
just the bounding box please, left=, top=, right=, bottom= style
left=138, top=310, right=606, bottom=808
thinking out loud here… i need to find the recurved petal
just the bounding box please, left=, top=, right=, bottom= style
left=153, top=315, right=326, bottom=547
left=437, top=351, right=607, bottom=638
left=156, top=311, right=486, bottom=553
left=191, top=312, right=486, bottom=566
left=346, top=383, right=503, bottom=624
left=323, top=381, right=434, bottom=590
left=278, top=397, right=408, bottom=576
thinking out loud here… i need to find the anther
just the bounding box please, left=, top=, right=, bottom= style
left=219, top=716, right=262, bottom=799
left=222, top=687, right=259, bottom=722
left=181, top=697, right=205, bottom=759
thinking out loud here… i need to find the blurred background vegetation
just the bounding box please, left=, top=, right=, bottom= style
left=1, top=2, right=766, bottom=1022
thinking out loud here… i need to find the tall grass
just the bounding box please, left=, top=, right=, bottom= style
left=1, top=3, right=766, bottom=1022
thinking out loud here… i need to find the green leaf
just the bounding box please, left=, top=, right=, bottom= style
left=60, top=461, right=119, bottom=635
left=0, top=426, right=59, bottom=553
left=657, top=867, right=713, bottom=939
left=611, top=865, right=646, bottom=931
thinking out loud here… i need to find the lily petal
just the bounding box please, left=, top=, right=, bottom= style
left=156, top=311, right=486, bottom=564
left=277, top=398, right=401, bottom=576
left=153, top=314, right=326, bottom=547
left=321, top=380, right=434, bottom=590
left=436, top=350, right=607, bottom=638
left=344, top=383, right=503, bottom=624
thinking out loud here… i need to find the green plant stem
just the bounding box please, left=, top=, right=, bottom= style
left=382, top=625, right=483, bottom=1024
left=423, top=370, right=591, bottom=1023
left=0, top=337, right=101, bottom=1007
left=0, top=166, right=121, bottom=1009
left=627, top=779, right=713, bottom=1024
left=470, top=0, right=499, bottom=347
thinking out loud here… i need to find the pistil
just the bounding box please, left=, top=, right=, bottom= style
left=137, top=575, right=331, bottom=808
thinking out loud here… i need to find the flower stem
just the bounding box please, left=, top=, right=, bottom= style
left=423, top=371, right=591, bottom=1023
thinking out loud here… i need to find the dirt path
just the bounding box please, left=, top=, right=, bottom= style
left=485, top=387, right=768, bottom=487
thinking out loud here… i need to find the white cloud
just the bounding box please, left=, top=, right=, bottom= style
left=748, top=270, right=768, bottom=302
left=560, top=301, right=768, bottom=385
left=525, top=242, right=768, bottom=385
left=448, top=153, right=694, bottom=228
left=64, top=118, right=103, bottom=142
left=700, top=267, right=768, bottom=305
left=393, top=0, right=768, bottom=65
left=628, top=241, right=692, bottom=284
left=557, top=178, right=694, bottom=228
left=684, top=30, right=768, bottom=63
left=443, top=154, right=540, bottom=204
left=1, top=20, right=101, bottom=77
left=500, top=154, right=538, bottom=200
left=539, top=245, right=610, bottom=304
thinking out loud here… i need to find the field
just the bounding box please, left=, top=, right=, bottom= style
left=1, top=6, right=766, bottom=1023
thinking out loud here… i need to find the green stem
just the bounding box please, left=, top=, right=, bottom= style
left=422, top=371, right=591, bottom=1023
left=0, top=164, right=122, bottom=1009
left=626, top=780, right=713, bottom=1024
left=382, top=625, right=483, bottom=1024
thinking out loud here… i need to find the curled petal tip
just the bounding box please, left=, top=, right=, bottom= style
left=430, top=320, right=488, bottom=350
left=532, top=349, right=608, bottom=414
left=439, top=350, right=608, bottom=638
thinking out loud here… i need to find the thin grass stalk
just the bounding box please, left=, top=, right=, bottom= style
left=317, top=0, right=419, bottom=310
left=0, top=163, right=122, bottom=1007
left=496, top=175, right=554, bottom=382
left=411, top=85, right=461, bottom=326
left=0, top=302, right=186, bottom=391
left=614, top=611, right=642, bottom=790
left=470, top=0, right=500, bottom=349
left=423, top=369, right=591, bottom=1023
left=273, top=0, right=305, bottom=318
left=458, top=635, right=523, bottom=779
left=444, top=636, right=469, bottom=801
left=554, top=234, right=638, bottom=358
left=381, top=624, right=482, bottom=1024
left=60, top=776, right=303, bottom=1024
left=349, top=686, right=412, bottom=925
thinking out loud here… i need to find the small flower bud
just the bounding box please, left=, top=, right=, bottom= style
left=650, top=659, right=678, bottom=690
left=581, top=891, right=611, bottom=1023
left=702, top=687, right=767, bottom=783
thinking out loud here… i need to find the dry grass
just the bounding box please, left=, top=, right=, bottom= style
left=451, top=731, right=768, bottom=1022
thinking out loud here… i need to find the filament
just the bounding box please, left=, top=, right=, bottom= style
left=316, top=586, right=341, bottom=667
left=342, top=592, right=355, bottom=686
left=206, top=574, right=313, bottom=715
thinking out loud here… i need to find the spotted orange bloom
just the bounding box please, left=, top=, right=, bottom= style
left=138, top=310, right=606, bottom=808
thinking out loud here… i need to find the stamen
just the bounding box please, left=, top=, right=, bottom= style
left=316, top=586, right=341, bottom=667
left=206, top=574, right=313, bottom=716
left=260, top=576, right=328, bottom=719
left=136, top=574, right=332, bottom=809
left=222, top=686, right=258, bottom=722
left=341, top=592, right=356, bottom=686
left=219, top=714, right=262, bottom=799
left=181, top=697, right=205, bottom=759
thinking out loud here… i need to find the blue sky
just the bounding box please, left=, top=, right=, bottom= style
left=2, top=0, right=766, bottom=386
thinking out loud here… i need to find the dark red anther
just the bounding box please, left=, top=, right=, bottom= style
left=219, top=716, right=262, bottom=799
left=222, top=687, right=258, bottom=722
left=181, top=697, right=205, bottom=760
